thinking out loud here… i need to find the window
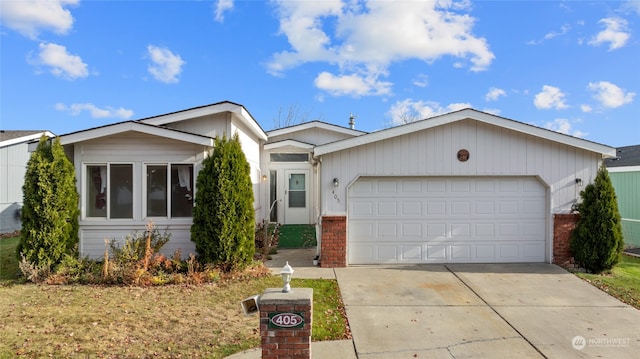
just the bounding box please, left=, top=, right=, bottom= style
left=145, top=164, right=193, bottom=218
left=86, top=164, right=133, bottom=219
left=270, top=153, right=309, bottom=162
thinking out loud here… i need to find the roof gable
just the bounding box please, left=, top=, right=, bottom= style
left=140, top=101, right=267, bottom=141
left=57, top=121, right=213, bottom=147
left=267, top=120, right=366, bottom=138
left=314, top=108, right=615, bottom=157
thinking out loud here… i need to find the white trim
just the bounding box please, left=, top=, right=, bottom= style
left=314, top=108, right=616, bottom=157
left=0, top=131, right=55, bottom=148
left=58, top=122, right=214, bottom=146
left=264, top=140, right=315, bottom=151
left=607, top=166, right=640, bottom=173
left=267, top=120, right=366, bottom=138
left=140, top=102, right=268, bottom=141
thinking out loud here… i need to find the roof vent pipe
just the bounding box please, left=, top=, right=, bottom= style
left=349, top=112, right=357, bottom=129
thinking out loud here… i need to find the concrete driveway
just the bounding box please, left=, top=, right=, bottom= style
left=335, top=263, right=640, bottom=358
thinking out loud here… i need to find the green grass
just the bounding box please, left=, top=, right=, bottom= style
left=0, top=276, right=349, bottom=358
left=0, top=236, right=20, bottom=282
left=574, top=254, right=640, bottom=309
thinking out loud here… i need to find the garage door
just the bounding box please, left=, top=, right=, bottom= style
left=348, top=177, right=546, bottom=264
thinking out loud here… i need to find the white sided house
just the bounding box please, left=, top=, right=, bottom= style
left=49, top=102, right=614, bottom=266
left=1, top=130, right=55, bottom=233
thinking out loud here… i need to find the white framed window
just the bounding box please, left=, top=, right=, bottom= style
left=86, top=163, right=133, bottom=219
left=144, top=164, right=193, bottom=218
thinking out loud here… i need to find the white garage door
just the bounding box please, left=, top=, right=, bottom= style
left=348, top=177, right=546, bottom=264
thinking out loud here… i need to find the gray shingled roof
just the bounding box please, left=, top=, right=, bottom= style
left=0, top=130, right=48, bottom=142
left=605, top=145, right=640, bottom=167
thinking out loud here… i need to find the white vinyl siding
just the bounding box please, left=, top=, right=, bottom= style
left=75, top=132, right=206, bottom=259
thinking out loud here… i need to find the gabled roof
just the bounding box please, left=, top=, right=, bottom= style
left=605, top=145, right=640, bottom=168
left=57, top=121, right=213, bottom=147
left=140, top=101, right=268, bottom=141
left=264, top=139, right=315, bottom=151
left=314, top=108, right=616, bottom=157
left=266, top=120, right=366, bottom=138
left=0, top=130, right=55, bottom=148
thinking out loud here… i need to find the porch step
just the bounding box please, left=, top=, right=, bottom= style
left=278, top=224, right=317, bottom=248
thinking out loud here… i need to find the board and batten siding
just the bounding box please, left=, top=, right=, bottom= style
left=321, top=120, right=601, bottom=216
left=74, top=132, right=208, bottom=259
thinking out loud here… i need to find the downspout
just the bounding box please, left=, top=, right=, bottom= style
left=312, top=154, right=322, bottom=258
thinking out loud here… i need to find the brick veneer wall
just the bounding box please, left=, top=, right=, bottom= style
left=320, top=216, right=347, bottom=268
left=259, top=288, right=313, bottom=359
left=553, top=213, right=580, bottom=266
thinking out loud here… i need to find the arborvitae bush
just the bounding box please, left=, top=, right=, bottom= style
left=18, top=137, right=79, bottom=269
left=570, top=166, right=624, bottom=273
left=191, top=133, right=255, bottom=271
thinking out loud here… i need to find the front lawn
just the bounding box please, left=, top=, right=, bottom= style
left=0, top=236, right=20, bottom=282
left=0, top=276, right=349, bottom=358
left=573, top=254, right=640, bottom=310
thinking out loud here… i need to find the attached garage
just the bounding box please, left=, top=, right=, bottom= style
left=314, top=109, right=616, bottom=267
left=348, top=176, right=546, bottom=264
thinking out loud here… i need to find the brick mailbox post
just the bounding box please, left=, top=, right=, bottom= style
left=259, top=288, right=313, bottom=359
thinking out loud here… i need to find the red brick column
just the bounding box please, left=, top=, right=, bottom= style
left=320, top=216, right=347, bottom=268
left=553, top=213, right=580, bottom=266
left=259, top=288, right=313, bottom=359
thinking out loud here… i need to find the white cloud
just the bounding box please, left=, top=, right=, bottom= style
left=314, top=71, right=392, bottom=97
left=588, top=81, right=635, bottom=108
left=485, top=87, right=506, bottom=101
left=147, top=45, right=185, bottom=83
left=588, top=17, right=630, bottom=51
left=268, top=0, right=494, bottom=96
left=214, top=0, right=234, bottom=22
left=0, top=0, right=78, bottom=40
left=580, top=104, right=592, bottom=113
left=544, top=118, right=587, bottom=138
left=527, top=24, right=570, bottom=45
left=412, top=74, right=429, bottom=88
left=35, top=42, right=88, bottom=80
left=534, top=85, right=569, bottom=110
left=387, top=99, right=471, bottom=126
left=55, top=103, right=134, bottom=119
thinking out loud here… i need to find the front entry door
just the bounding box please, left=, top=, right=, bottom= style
left=284, top=170, right=309, bottom=224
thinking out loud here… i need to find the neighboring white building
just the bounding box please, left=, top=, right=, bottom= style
left=0, top=130, right=55, bottom=233
left=11, top=102, right=616, bottom=265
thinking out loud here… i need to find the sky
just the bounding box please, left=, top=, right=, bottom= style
left=1, top=0, right=639, bottom=147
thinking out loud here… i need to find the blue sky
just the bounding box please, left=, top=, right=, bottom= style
left=1, top=0, right=639, bottom=147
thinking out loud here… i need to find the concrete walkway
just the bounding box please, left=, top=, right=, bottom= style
left=227, top=249, right=640, bottom=358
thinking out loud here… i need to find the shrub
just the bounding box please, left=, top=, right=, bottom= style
left=255, top=220, right=280, bottom=258
left=19, top=137, right=79, bottom=269
left=570, top=166, right=624, bottom=273
left=191, top=133, right=255, bottom=271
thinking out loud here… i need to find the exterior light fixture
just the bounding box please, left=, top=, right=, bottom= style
left=575, top=178, right=583, bottom=187
left=333, top=178, right=339, bottom=187
left=262, top=174, right=268, bottom=181
left=281, top=261, right=294, bottom=293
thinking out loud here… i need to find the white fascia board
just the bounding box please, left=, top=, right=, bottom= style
left=314, top=108, right=616, bottom=157
left=0, top=131, right=55, bottom=148
left=58, top=122, right=213, bottom=146
left=267, top=121, right=366, bottom=138
left=264, top=140, right=315, bottom=151
left=140, top=102, right=267, bottom=141
left=607, top=165, right=640, bottom=173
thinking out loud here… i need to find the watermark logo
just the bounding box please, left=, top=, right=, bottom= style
left=572, top=335, right=630, bottom=350
left=572, top=336, right=586, bottom=350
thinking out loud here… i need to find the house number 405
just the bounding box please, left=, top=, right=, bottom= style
left=269, top=312, right=304, bottom=328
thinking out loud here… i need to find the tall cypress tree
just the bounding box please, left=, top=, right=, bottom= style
left=19, top=137, right=79, bottom=268
left=570, top=165, right=624, bottom=273
left=191, top=133, right=255, bottom=271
